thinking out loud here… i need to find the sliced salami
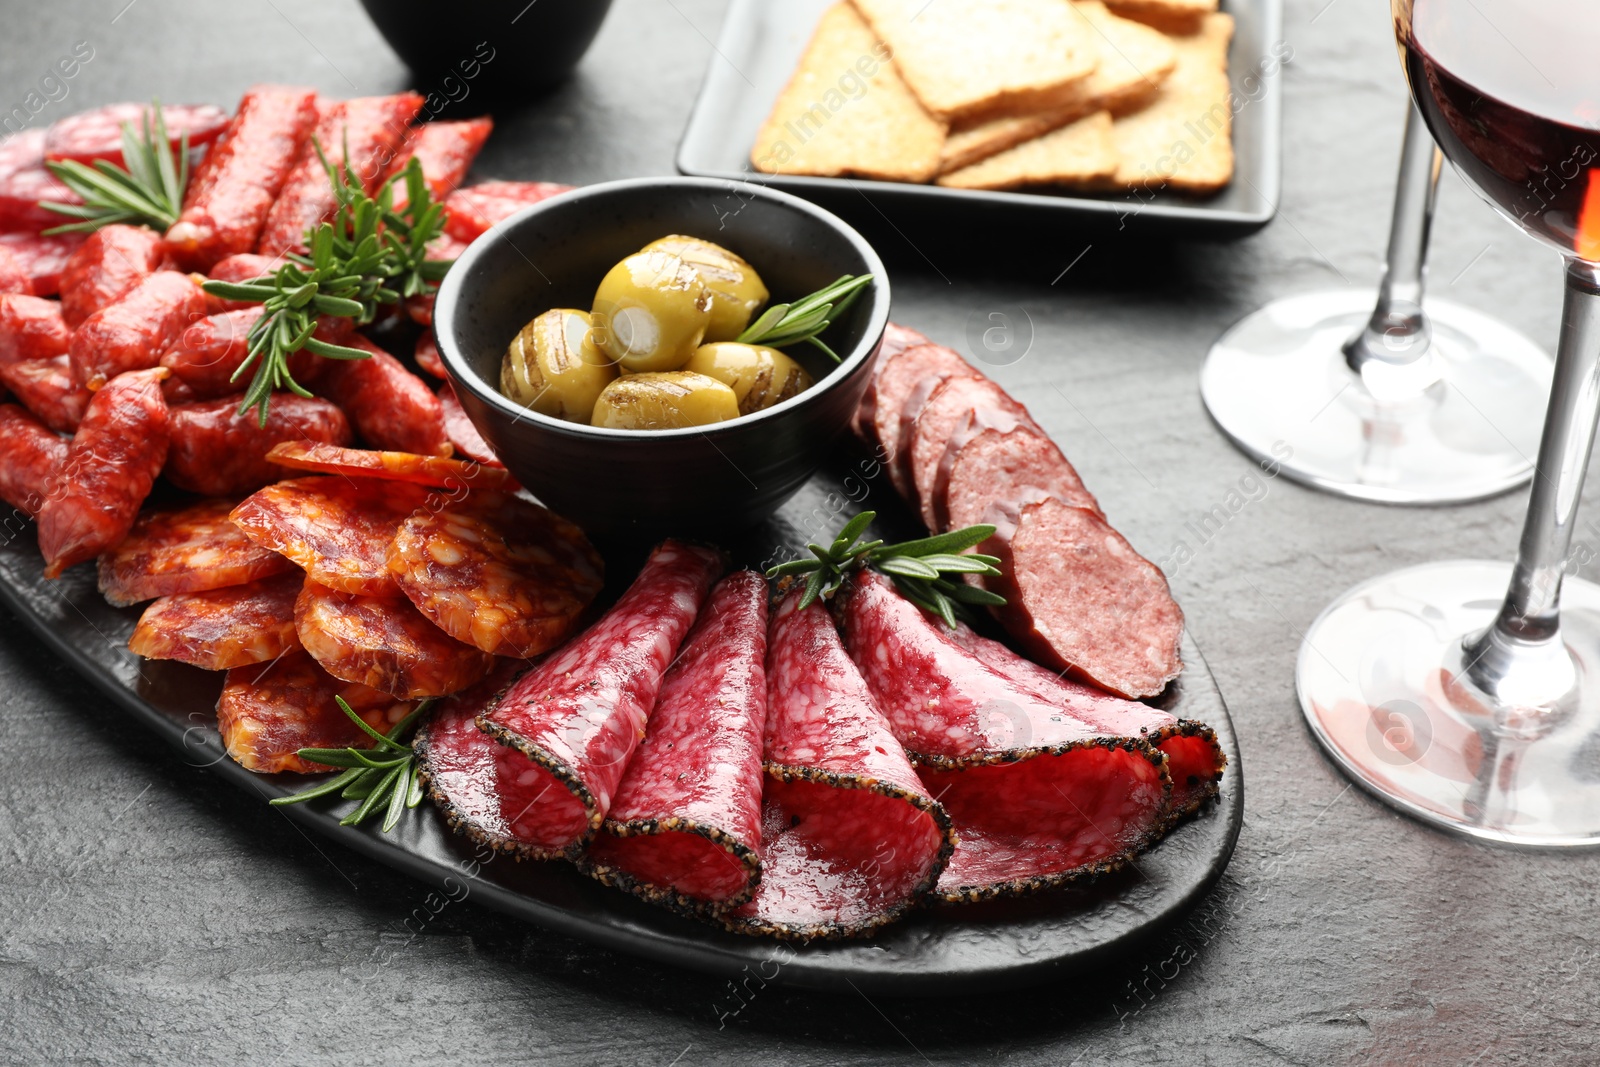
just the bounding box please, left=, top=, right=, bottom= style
left=216, top=649, right=416, bottom=774
left=257, top=93, right=424, bottom=256
left=583, top=571, right=769, bottom=915
left=37, top=368, right=170, bottom=579
left=231, top=476, right=431, bottom=598
left=0, top=404, right=67, bottom=517
left=438, top=383, right=500, bottom=465
left=97, top=497, right=295, bottom=608
left=44, top=102, right=230, bottom=166
left=316, top=335, right=449, bottom=456
left=907, top=375, right=1033, bottom=529
left=414, top=331, right=446, bottom=379
left=0, top=294, right=71, bottom=366
left=852, top=321, right=932, bottom=442
left=128, top=571, right=303, bottom=670
left=475, top=541, right=725, bottom=858
left=264, top=441, right=514, bottom=491
left=724, top=588, right=952, bottom=939
left=0, top=231, right=85, bottom=296
left=950, top=623, right=1223, bottom=820
left=939, top=415, right=1101, bottom=532
left=164, top=85, right=319, bottom=270
left=868, top=343, right=976, bottom=496
left=388, top=492, right=604, bottom=659
left=383, top=117, right=494, bottom=210
left=837, top=570, right=1169, bottom=899
left=57, top=223, right=166, bottom=327
left=0, top=247, right=31, bottom=296
left=442, top=180, right=573, bottom=242
left=981, top=495, right=1183, bottom=699
left=294, top=578, right=495, bottom=699
left=0, top=355, right=89, bottom=433
left=164, top=394, right=352, bottom=496
left=69, top=271, right=207, bottom=390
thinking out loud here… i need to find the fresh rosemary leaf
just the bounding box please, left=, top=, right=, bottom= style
left=42, top=102, right=189, bottom=234
left=736, top=273, right=874, bottom=362
left=268, top=698, right=435, bottom=833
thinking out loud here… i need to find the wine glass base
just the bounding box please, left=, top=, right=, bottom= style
left=1298, top=559, right=1600, bottom=847
left=1201, top=290, right=1552, bottom=505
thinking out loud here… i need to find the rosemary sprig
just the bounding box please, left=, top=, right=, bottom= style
left=202, top=146, right=453, bottom=426
left=41, top=101, right=189, bottom=234
left=270, top=697, right=433, bottom=833
left=766, top=511, right=1007, bottom=627
left=737, top=273, right=874, bottom=363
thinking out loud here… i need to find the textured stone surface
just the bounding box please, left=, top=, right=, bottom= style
left=0, top=0, right=1594, bottom=1064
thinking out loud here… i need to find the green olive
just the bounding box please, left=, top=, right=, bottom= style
left=501, top=308, right=617, bottom=423
left=641, top=236, right=769, bottom=343
left=590, top=252, right=712, bottom=373
left=683, top=342, right=813, bottom=415
left=590, top=372, right=741, bottom=430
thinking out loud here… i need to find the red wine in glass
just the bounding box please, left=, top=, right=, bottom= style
left=1399, top=0, right=1600, bottom=258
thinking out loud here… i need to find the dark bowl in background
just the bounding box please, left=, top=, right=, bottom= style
left=358, top=0, right=614, bottom=97
left=432, top=177, right=890, bottom=540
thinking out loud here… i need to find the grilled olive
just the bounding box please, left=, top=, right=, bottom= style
left=501, top=308, right=617, bottom=423
left=641, top=235, right=769, bottom=342
left=590, top=371, right=740, bottom=430
left=683, top=342, right=813, bottom=415
left=590, top=251, right=712, bottom=373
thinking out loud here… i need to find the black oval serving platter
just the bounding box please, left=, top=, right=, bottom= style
left=0, top=459, right=1241, bottom=997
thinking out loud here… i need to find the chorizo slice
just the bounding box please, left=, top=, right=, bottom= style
left=0, top=293, right=71, bottom=367
left=475, top=541, right=724, bottom=858
left=316, top=335, right=450, bottom=456
left=0, top=355, right=89, bottom=433
left=0, top=403, right=68, bottom=518
left=981, top=495, right=1184, bottom=700
left=164, top=86, right=319, bottom=270
left=231, top=475, right=431, bottom=597
left=388, top=493, right=603, bottom=658
left=165, top=394, right=352, bottom=496
left=906, top=375, right=1033, bottom=529
left=938, top=413, right=1102, bottom=532
left=129, top=571, right=303, bottom=670
left=868, top=343, right=976, bottom=497
left=69, top=271, right=207, bottom=390
left=264, top=440, right=515, bottom=491
left=217, top=649, right=416, bottom=774
left=58, top=223, right=166, bottom=328
left=582, top=571, right=769, bottom=915
left=294, top=578, right=496, bottom=699
left=97, top=497, right=294, bottom=607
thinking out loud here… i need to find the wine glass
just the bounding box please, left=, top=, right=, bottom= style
left=1297, top=0, right=1600, bottom=845
left=1201, top=101, right=1552, bottom=504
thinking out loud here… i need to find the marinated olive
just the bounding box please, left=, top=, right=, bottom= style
left=590, top=252, right=712, bottom=373
left=501, top=308, right=617, bottom=423
left=590, top=371, right=741, bottom=430
left=641, top=235, right=769, bottom=342
left=683, top=342, right=813, bottom=415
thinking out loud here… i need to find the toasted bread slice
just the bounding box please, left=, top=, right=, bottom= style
left=937, top=111, right=1118, bottom=191
left=1112, top=12, right=1235, bottom=195
left=850, top=0, right=1098, bottom=124
left=1103, top=0, right=1217, bottom=36
left=938, top=2, right=1177, bottom=174
left=751, top=3, right=947, bottom=183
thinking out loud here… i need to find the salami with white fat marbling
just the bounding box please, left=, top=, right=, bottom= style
left=129, top=571, right=303, bottom=670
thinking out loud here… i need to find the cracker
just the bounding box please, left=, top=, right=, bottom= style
left=1104, top=0, right=1218, bottom=35
left=1112, top=12, right=1235, bottom=195
left=936, top=111, right=1118, bottom=191
left=751, top=3, right=947, bottom=183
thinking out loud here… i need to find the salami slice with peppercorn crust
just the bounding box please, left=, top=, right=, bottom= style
left=387, top=493, right=603, bottom=659
left=129, top=571, right=303, bottom=671
left=231, top=476, right=431, bottom=598
left=582, top=570, right=769, bottom=916
left=837, top=570, right=1169, bottom=901
left=97, top=497, right=294, bottom=607
left=37, top=367, right=170, bottom=579
left=217, top=649, right=416, bottom=774
left=265, top=441, right=516, bottom=491
left=474, top=541, right=725, bottom=859
left=948, top=623, right=1224, bottom=821
left=723, top=587, right=953, bottom=940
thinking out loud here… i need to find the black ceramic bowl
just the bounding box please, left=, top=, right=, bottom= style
left=432, top=177, right=890, bottom=540
left=358, top=0, right=613, bottom=97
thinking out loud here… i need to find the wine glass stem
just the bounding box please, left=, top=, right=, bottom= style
left=1344, top=102, right=1443, bottom=375
left=1465, top=261, right=1600, bottom=706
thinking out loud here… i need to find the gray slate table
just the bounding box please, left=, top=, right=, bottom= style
left=0, top=1, right=1589, bottom=1064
